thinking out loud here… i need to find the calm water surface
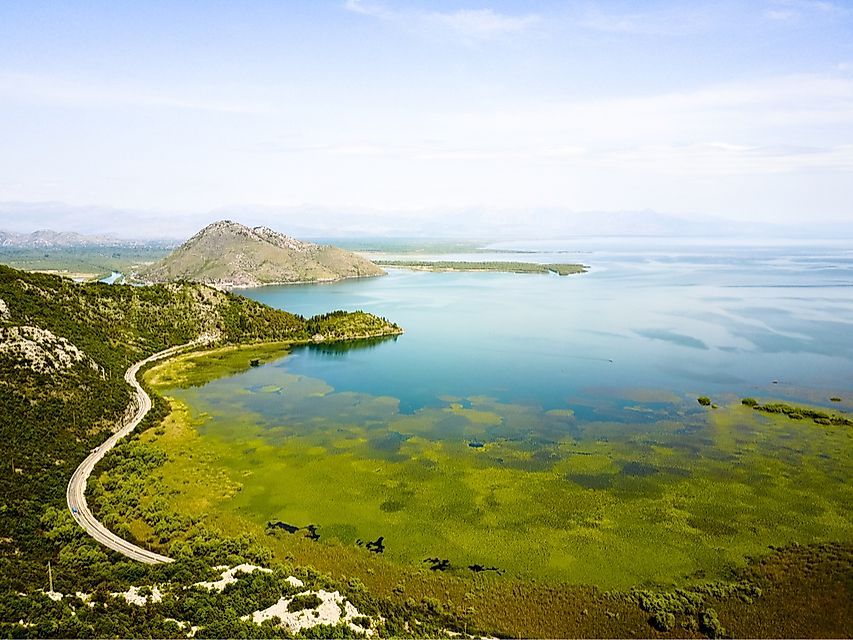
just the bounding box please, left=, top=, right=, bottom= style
left=160, top=240, right=853, bottom=585
left=241, top=240, right=853, bottom=411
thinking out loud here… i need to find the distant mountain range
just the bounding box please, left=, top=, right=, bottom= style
left=2, top=201, right=852, bottom=241
left=1, top=229, right=118, bottom=248
left=139, top=220, right=385, bottom=288
left=0, top=228, right=169, bottom=249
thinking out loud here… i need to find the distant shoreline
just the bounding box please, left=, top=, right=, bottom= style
left=215, top=271, right=388, bottom=291
left=375, top=260, right=588, bottom=276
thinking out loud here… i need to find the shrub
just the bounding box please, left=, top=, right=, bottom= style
left=699, top=609, right=726, bottom=638
left=650, top=611, right=675, bottom=632
left=741, top=397, right=758, bottom=407
left=351, top=616, right=371, bottom=628
left=288, top=593, right=323, bottom=612
left=697, top=396, right=711, bottom=406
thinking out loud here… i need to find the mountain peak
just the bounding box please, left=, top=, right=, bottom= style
left=188, top=219, right=252, bottom=239
left=188, top=220, right=316, bottom=253
left=140, top=221, right=383, bottom=288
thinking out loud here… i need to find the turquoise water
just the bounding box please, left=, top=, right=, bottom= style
left=157, top=239, right=853, bottom=584
left=238, top=240, right=853, bottom=414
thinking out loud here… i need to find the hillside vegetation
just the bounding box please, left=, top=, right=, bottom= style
left=0, top=265, right=399, bottom=592
left=0, top=246, right=171, bottom=280
left=305, top=310, right=402, bottom=341
left=140, top=220, right=385, bottom=288
left=1, top=264, right=850, bottom=638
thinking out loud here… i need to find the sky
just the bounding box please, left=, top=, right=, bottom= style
left=0, top=0, right=852, bottom=237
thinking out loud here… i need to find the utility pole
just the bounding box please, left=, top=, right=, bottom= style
left=48, top=561, right=53, bottom=593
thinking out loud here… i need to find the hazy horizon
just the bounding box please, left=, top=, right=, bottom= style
left=2, top=201, right=853, bottom=242
left=1, top=1, right=851, bottom=237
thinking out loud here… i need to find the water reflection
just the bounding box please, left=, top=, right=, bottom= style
left=156, top=241, right=853, bottom=586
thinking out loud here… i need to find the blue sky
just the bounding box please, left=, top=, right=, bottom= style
left=1, top=1, right=852, bottom=235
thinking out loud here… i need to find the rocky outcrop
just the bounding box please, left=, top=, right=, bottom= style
left=0, top=326, right=101, bottom=373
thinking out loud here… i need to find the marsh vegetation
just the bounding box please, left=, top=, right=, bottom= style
left=3, top=241, right=852, bottom=637
left=138, top=350, right=852, bottom=591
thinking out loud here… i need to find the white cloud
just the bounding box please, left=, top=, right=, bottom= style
left=0, top=72, right=273, bottom=115
left=765, top=0, right=846, bottom=22
left=399, top=141, right=853, bottom=176
left=591, top=143, right=853, bottom=176
left=766, top=9, right=799, bottom=21
left=776, top=0, right=841, bottom=11
left=426, top=9, right=540, bottom=38
left=441, top=73, right=853, bottom=149
left=3, top=60, right=850, bottom=224
left=326, top=144, right=391, bottom=157
left=578, top=6, right=710, bottom=35
left=414, top=148, right=533, bottom=161
left=233, top=72, right=853, bottom=178
left=343, top=1, right=539, bottom=40
left=342, top=0, right=390, bottom=19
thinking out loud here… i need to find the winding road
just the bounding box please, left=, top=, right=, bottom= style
left=66, top=338, right=210, bottom=564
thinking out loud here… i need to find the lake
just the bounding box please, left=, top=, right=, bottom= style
left=241, top=238, right=853, bottom=409
left=152, top=239, right=853, bottom=587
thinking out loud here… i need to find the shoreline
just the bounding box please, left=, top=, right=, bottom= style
left=72, top=324, right=404, bottom=561
left=225, top=271, right=388, bottom=290
left=65, top=339, right=213, bottom=564
left=375, top=260, right=588, bottom=276
left=135, top=272, right=388, bottom=291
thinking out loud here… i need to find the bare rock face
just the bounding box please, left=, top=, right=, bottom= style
left=250, top=226, right=315, bottom=253
left=0, top=326, right=101, bottom=374
left=139, top=220, right=384, bottom=288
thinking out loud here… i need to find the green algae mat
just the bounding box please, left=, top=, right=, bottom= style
left=141, top=344, right=853, bottom=590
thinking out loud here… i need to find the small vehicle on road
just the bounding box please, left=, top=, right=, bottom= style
left=71, top=506, right=79, bottom=515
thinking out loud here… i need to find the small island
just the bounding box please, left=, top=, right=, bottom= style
left=375, top=260, right=588, bottom=275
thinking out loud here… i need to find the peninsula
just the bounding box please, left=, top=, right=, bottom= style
left=375, top=259, right=588, bottom=275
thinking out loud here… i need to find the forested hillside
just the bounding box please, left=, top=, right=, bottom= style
left=0, top=269, right=261, bottom=584
left=0, top=266, right=421, bottom=637
left=3, top=265, right=845, bottom=639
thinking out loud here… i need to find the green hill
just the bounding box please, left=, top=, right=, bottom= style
left=0, top=265, right=399, bottom=591
left=139, top=220, right=385, bottom=287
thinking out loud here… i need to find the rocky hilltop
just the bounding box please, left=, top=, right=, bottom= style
left=139, top=220, right=384, bottom=288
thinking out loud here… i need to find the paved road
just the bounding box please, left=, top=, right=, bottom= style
left=66, top=338, right=210, bottom=564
